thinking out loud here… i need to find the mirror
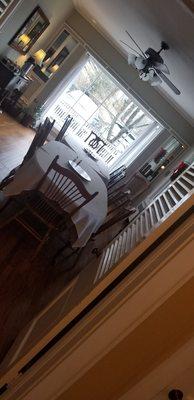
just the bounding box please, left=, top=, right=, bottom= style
left=33, top=29, right=77, bottom=81
left=9, top=6, right=49, bottom=54
left=44, top=29, right=70, bottom=62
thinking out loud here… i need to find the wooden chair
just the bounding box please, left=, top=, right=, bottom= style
left=0, top=155, right=98, bottom=258
left=0, top=89, right=10, bottom=112
left=85, top=131, right=106, bottom=152
left=89, top=206, right=137, bottom=257
left=95, top=207, right=136, bottom=236
left=108, top=190, right=131, bottom=212
left=55, top=115, right=73, bottom=142
left=0, top=165, right=20, bottom=191
left=122, top=173, right=150, bottom=203
left=108, top=165, right=127, bottom=192
left=0, top=117, right=55, bottom=190
left=110, top=165, right=127, bottom=179
left=23, top=117, right=55, bottom=162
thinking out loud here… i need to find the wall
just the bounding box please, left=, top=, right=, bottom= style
left=0, top=0, right=73, bottom=60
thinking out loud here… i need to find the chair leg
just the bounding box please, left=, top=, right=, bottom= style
left=52, top=242, right=78, bottom=267
left=0, top=166, right=20, bottom=191
left=32, top=227, right=53, bottom=260
left=0, top=206, right=24, bottom=229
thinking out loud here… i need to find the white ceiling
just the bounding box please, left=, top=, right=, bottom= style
left=73, top=0, right=194, bottom=126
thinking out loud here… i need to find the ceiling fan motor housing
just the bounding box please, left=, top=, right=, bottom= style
left=145, top=48, right=164, bottom=65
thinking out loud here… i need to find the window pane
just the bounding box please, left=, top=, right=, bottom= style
left=86, top=71, right=117, bottom=103
left=104, top=90, right=130, bottom=116
left=73, top=93, right=98, bottom=120
left=60, top=89, right=83, bottom=107
left=88, top=106, right=115, bottom=138
left=70, top=59, right=101, bottom=94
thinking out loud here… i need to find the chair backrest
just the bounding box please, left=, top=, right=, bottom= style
left=85, top=131, right=106, bottom=151
left=23, top=117, right=55, bottom=162
left=108, top=172, right=149, bottom=206
left=0, top=118, right=55, bottom=189
left=108, top=165, right=126, bottom=190
left=108, top=190, right=131, bottom=212
left=125, top=173, right=149, bottom=200
left=95, top=207, right=136, bottom=235
left=55, top=115, right=73, bottom=142
left=110, top=165, right=126, bottom=179
left=36, top=156, right=99, bottom=216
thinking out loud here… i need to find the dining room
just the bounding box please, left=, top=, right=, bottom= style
left=0, top=0, right=194, bottom=377
left=0, top=109, right=137, bottom=363
left=0, top=97, right=192, bottom=365
left=0, top=53, right=193, bottom=366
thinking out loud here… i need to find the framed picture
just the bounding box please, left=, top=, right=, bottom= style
left=9, top=6, right=50, bottom=54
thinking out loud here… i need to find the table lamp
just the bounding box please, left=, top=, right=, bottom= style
left=33, top=49, right=46, bottom=66
left=50, top=64, right=59, bottom=73
left=18, top=34, right=30, bottom=46
left=20, top=49, right=46, bottom=76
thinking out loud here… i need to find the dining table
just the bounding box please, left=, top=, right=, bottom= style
left=61, top=134, right=110, bottom=184
left=3, top=141, right=108, bottom=248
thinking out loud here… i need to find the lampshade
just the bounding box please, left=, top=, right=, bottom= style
left=134, top=56, right=146, bottom=70
left=18, top=34, right=30, bottom=45
left=33, top=49, right=46, bottom=65
left=50, top=64, right=59, bottom=73
left=128, top=53, right=136, bottom=66
left=150, top=73, right=162, bottom=86
left=16, top=54, right=28, bottom=67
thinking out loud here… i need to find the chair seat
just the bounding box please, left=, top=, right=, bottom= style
left=0, top=155, right=98, bottom=259
left=16, top=191, right=66, bottom=230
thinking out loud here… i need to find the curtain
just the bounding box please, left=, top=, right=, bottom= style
left=40, top=46, right=89, bottom=114
left=110, top=122, right=163, bottom=172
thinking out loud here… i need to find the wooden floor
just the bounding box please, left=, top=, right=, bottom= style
left=0, top=113, right=34, bottom=182
left=0, top=114, right=125, bottom=364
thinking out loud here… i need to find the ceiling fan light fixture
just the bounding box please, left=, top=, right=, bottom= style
left=135, top=56, right=146, bottom=70
left=123, top=31, right=181, bottom=95
left=150, top=73, right=162, bottom=86
left=128, top=53, right=136, bottom=65
left=148, top=69, right=155, bottom=78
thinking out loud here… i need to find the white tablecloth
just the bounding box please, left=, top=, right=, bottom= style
left=62, top=134, right=110, bottom=183
left=3, top=141, right=108, bottom=248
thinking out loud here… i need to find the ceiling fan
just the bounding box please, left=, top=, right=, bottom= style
left=121, top=31, right=181, bottom=95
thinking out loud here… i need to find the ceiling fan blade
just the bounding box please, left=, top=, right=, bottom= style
left=155, top=63, right=170, bottom=74
left=125, top=30, right=146, bottom=57
left=120, top=40, right=141, bottom=56
left=127, top=53, right=136, bottom=65
left=155, top=70, right=181, bottom=95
